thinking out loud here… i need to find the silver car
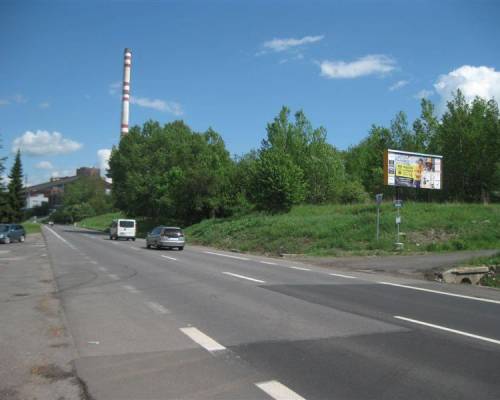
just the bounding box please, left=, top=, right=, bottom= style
left=146, top=226, right=185, bottom=250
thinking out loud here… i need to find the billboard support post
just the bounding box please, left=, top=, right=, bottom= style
left=394, top=199, right=403, bottom=250
left=375, top=194, right=383, bottom=240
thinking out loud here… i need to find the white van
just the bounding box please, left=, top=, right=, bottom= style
left=109, top=219, right=136, bottom=241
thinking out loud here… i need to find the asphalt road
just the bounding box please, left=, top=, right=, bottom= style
left=43, top=225, right=500, bottom=400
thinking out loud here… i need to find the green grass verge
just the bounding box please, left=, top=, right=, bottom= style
left=185, top=202, right=500, bottom=256
left=76, top=212, right=157, bottom=238
left=22, top=222, right=42, bottom=234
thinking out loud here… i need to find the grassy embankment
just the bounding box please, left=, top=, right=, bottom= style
left=22, top=221, right=42, bottom=234
left=185, top=202, right=500, bottom=256
left=76, top=212, right=157, bottom=238
left=76, top=203, right=500, bottom=256
left=466, top=252, right=500, bottom=288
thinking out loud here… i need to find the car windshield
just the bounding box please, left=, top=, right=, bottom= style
left=0, top=225, right=9, bottom=232
left=119, top=221, right=134, bottom=228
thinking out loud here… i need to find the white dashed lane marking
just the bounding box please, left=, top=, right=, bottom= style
left=161, top=255, right=178, bottom=261
left=146, top=301, right=169, bottom=314
left=222, top=272, right=266, bottom=284
left=180, top=327, right=226, bottom=352
left=329, top=273, right=357, bottom=279
left=204, top=251, right=249, bottom=261
left=108, top=274, right=119, bottom=281
left=122, top=285, right=139, bottom=294
left=255, top=380, right=307, bottom=400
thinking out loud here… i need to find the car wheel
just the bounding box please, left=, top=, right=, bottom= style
left=19, top=235, right=25, bottom=243
left=178, top=246, right=184, bottom=251
left=146, top=243, right=151, bottom=249
left=132, top=238, right=136, bottom=241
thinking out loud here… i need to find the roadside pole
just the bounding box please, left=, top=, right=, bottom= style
left=394, top=199, right=403, bottom=250
left=375, top=193, right=383, bottom=240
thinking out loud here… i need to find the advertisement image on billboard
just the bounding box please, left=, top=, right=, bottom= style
left=384, top=149, right=442, bottom=190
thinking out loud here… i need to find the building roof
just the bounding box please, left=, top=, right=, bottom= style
left=25, top=176, right=79, bottom=192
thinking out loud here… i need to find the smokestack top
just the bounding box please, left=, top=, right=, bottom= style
left=124, top=48, right=132, bottom=54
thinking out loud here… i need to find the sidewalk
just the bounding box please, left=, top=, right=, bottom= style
left=0, top=233, right=85, bottom=400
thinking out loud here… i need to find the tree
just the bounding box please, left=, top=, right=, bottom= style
left=7, top=150, right=24, bottom=222
left=0, top=136, right=12, bottom=222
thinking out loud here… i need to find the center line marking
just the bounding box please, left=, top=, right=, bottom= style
left=180, top=327, right=226, bottom=352
left=44, top=226, right=77, bottom=250
left=329, top=273, right=357, bottom=279
left=130, top=246, right=140, bottom=250
left=256, top=380, right=307, bottom=400
left=379, top=282, right=500, bottom=305
left=204, top=251, right=249, bottom=261
left=122, top=285, right=139, bottom=294
left=222, top=271, right=266, bottom=283
left=394, top=316, right=500, bottom=346
left=161, top=255, right=178, bottom=261
left=98, top=267, right=107, bottom=272
left=108, top=274, right=119, bottom=280
left=146, top=301, right=169, bottom=314
left=260, top=261, right=278, bottom=265
left=89, top=260, right=98, bottom=265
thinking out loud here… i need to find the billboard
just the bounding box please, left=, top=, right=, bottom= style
left=384, top=149, right=442, bottom=190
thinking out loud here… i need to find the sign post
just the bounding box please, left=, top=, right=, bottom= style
left=394, top=200, right=403, bottom=250
left=375, top=193, right=383, bottom=240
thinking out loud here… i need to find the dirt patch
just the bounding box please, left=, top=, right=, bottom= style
left=35, top=295, right=58, bottom=317
left=31, top=364, right=73, bottom=382
left=39, top=279, right=52, bottom=284
left=406, top=229, right=457, bottom=246
left=50, top=343, right=70, bottom=348
left=48, top=325, right=66, bottom=338
left=12, top=293, right=30, bottom=297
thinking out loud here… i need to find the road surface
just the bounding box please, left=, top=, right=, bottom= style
left=42, top=225, right=500, bottom=400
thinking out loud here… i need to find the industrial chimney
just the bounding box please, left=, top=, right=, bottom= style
left=120, top=48, right=132, bottom=137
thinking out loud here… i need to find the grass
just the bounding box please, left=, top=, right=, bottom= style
left=76, top=212, right=157, bottom=238
left=22, top=221, right=42, bottom=234
left=77, top=212, right=124, bottom=232
left=184, top=202, right=500, bottom=256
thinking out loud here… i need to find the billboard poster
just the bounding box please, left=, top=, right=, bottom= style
left=384, top=149, right=442, bottom=190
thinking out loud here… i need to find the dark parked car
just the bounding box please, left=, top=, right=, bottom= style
left=0, top=224, right=26, bottom=244
left=146, top=226, right=185, bottom=250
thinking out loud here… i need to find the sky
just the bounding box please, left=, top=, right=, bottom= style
left=1, top=0, right=499, bottom=186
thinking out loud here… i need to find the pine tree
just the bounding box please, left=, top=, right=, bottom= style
left=0, top=137, right=12, bottom=222
left=7, top=150, right=24, bottom=222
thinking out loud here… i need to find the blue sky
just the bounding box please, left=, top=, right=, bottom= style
left=1, top=0, right=499, bottom=185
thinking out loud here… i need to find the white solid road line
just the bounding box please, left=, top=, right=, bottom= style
left=379, top=281, right=500, bottom=305
left=146, top=301, right=169, bottom=314
left=329, top=273, right=357, bottom=279
left=44, top=226, right=77, bottom=250
left=394, top=316, right=500, bottom=346
left=256, top=380, right=307, bottom=400
left=122, top=285, right=140, bottom=294
left=222, top=271, right=266, bottom=283
left=98, top=266, right=108, bottom=272
left=89, top=260, right=98, bottom=265
left=161, top=255, right=178, bottom=261
left=180, top=327, right=226, bottom=352
left=108, top=274, right=119, bottom=280
left=130, top=246, right=140, bottom=250
left=204, top=251, right=249, bottom=261
left=260, top=261, right=278, bottom=265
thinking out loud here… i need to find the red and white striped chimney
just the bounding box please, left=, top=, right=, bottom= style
left=120, top=48, right=132, bottom=137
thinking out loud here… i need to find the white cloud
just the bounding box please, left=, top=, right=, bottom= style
left=97, top=149, right=111, bottom=174
left=36, top=161, right=54, bottom=170
left=414, top=89, right=434, bottom=99
left=434, top=65, right=500, bottom=105
left=12, top=94, right=27, bottom=104
left=39, top=101, right=50, bottom=109
left=51, top=169, right=75, bottom=178
left=108, top=81, right=121, bottom=95
left=261, top=35, right=324, bottom=53
left=389, top=80, right=409, bottom=91
left=12, top=130, right=83, bottom=156
left=130, top=96, right=183, bottom=116
left=319, top=54, right=396, bottom=79
left=0, top=99, right=9, bottom=106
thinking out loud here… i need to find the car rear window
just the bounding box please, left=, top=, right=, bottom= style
left=119, top=220, right=135, bottom=228
left=162, top=228, right=182, bottom=236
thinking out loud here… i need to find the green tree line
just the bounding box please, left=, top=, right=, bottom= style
left=0, top=148, right=26, bottom=223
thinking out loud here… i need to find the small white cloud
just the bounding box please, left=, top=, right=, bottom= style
left=414, top=89, right=434, bottom=99
left=319, top=54, right=396, bottom=79
left=108, top=81, right=121, bottom=95
left=389, top=80, right=409, bottom=91
left=0, top=99, right=9, bottom=106
left=12, top=130, right=83, bottom=156
left=51, top=169, right=75, bottom=178
left=39, top=101, right=50, bottom=109
left=259, top=35, right=324, bottom=54
left=12, top=94, right=27, bottom=104
left=130, top=96, right=183, bottom=116
left=434, top=65, right=500, bottom=105
left=36, top=161, right=54, bottom=170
